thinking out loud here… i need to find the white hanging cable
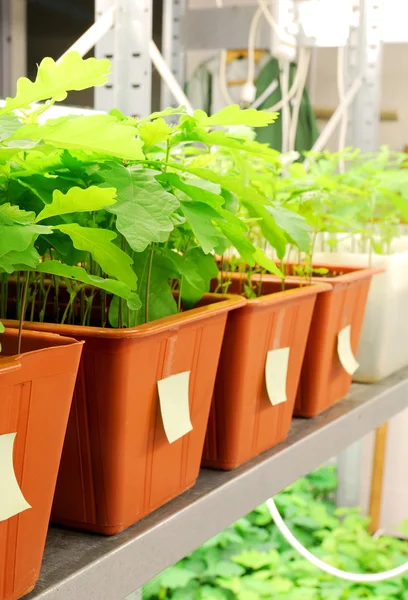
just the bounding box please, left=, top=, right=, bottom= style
left=252, top=48, right=308, bottom=113
left=216, top=0, right=236, bottom=107
left=337, top=46, right=348, bottom=172
left=249, top=0, right=302, bottom=112
left=149, top=39, right=194, bottom=114
left=288, top=48, right=311, bottom=151
left=257, top=0, right=296, bottom=50
left=57, top=6, right=116, bottom=63
left=310, top=76, right=362, bottom=153
left=241, top=7, right=264, bottom=105
left=280, top=59, right=291, bottom=153
left=219, top=49, right=235, bottom=106
left=267, top=497, right=408, bottom=583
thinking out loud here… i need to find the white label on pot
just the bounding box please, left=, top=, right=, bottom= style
left=158, top=371, right=193, bottom=444
left=337, top=325, right=360, bottom=375
left=265, top=347, right=290, bottom=406
left=0, top=433, right=31, bottom=522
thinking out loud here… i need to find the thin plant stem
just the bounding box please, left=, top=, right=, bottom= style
left=29, top=280, right=38, bottom=322
left=145, top=246, right=155, bottom=323
left=61, top=295, right=75, bottom=325
left=39, top=279, right=52, bottom=323
left=86, top=293, right=95, bottom=326
left=17, top=272, right=30, bottom=354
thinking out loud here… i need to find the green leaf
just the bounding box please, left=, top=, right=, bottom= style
left=35, top=261, right=132, bottom=300
left=141, top=106, right=187, bottom=122
left=243, top=201, right=287, bottom=259
left=54, top=224, right=137, bottom=289
left=101, top=165, right=179, bottom=251
left=214, top=212, right=257, bottom=265
left=16, top=114, right=144, bottom=160
left=181, top=248, right=218, bottom=307
left=214, top=561, right=245, bottom=578
left=0, top=322, right=4, bottom=333
left=269, top=577, right=295, bottom=594
left=0, top=246, right=40, bottom=273
left=35, top=186, right=117, bottom=222
left=139, top=117, right=171, bottom=148
left=0, top=115, right=22, bottom=141
left=201, top=587, right=232, bottom=600
left=0, top=223, right=51, bottom=258
left=158, top=172, right=225, bottom=210
left=159, top=566, right=196, bottom=590
left=187, top=128, right=280, bottom=158
left=180, top=201, right=225, bottom=254
left=0, top=203, right=35, bottom=225
left=0, top=52, right=110, bottom=115
left=268, top=205, right=311, bottom=252
left=232, top=550, right=280, bottom=570
left=0, top=139, right=41, bottom=160
left=131, top=251, right=178, bottom=324
left=252, top=247, right=284, bottom=278
left=194, top=105, right=278, bottom=128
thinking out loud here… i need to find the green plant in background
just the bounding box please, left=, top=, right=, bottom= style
left=0, top=52, right=313, bottom=333
left=143, top=466, right=408, bottom=600
left=277, top=147, right=408, bottom=263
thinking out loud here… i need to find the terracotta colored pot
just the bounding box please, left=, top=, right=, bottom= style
left=266, top=264, right=382, bottom=417
left=202, top=278, right=330, bottom=470
left=5, top=294, right=244, bottom=534
left=0, top=329, right=83, bottom=600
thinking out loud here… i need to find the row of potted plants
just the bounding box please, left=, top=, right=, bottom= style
left=0, top=53, right=406, bottom=600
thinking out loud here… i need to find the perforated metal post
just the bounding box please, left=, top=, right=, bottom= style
left=0, top=0, right=26, bottom=98
left=346, top=0, right=384, bottom=151
left=337, top=0, right=384, bottom=508
left=0, top=0, right=10, bottom=97
left=95, top=0, right=152, bottom=118
left=161, top=0, right=187, bottom=110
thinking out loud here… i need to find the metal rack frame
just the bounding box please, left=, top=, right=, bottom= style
left=26, top=369, right=408, bottom=600
left=0, top=2, right=393, bottom=598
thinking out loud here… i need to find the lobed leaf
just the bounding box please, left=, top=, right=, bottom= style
left=35, top=186, right=117, bottom=222
left=0, top=52, right=110, bottom=115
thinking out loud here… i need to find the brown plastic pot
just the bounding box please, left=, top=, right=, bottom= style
left=5, top=293, right=244, bottom=534
left=265, top=264, right=382, bottom=417
left=202, top=278, right=331, bottom=470
left=0, top=328, right=83, bottom=600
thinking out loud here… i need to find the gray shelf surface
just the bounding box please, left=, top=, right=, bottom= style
left=28, top=368, right=408, bottom=600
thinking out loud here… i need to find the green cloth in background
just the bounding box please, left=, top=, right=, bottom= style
left=186, top=55, right=319, bottom=156
left=255, top=57, right=319, bottom=155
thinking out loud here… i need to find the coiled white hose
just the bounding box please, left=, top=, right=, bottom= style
left=267, top=497, right=408, bottom=583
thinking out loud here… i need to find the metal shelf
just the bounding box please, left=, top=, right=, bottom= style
left=27, top=368, right=408, bottom=600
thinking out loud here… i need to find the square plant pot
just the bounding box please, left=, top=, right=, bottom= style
left=313, top=250, right=408, bottom=382
left=270, top=264, right=382, bottom=417
left=0, top=328, right=83, bottom=600
left=5, top=293, right=244, bottom=534
left=202, top=278, right=330, bottom=470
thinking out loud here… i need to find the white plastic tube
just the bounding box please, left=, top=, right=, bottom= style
left=280, top=59, right=291, bottom=153
left=258, top=0, right=296, bottom=51
left=252, top=49, right=309, bottom=113
left=288, top=48, right=311, bottom=151
left=219, top=49, right=235, bottom=107
left=337, top=46, right=347, bottom=172
left=311, top=75, right=362, bottom=153
left=57, top=6, right=116, bottom=63
left=242, top=7, right=264, bottom=106
left=267, top=497, right=408, bottom=583
left=149, top=39, right=194, bottom=114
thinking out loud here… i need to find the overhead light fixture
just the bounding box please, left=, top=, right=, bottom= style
left=295, top=0, right=353, bottom=47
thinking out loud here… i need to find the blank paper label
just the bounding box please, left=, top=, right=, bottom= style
left=0, top=433, right=31, bottom=522
left=158, top=371, right=193, bottom=444
left=265, top=347, right=290, bottom=406
left=337, top=325, right=360, bottom=375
